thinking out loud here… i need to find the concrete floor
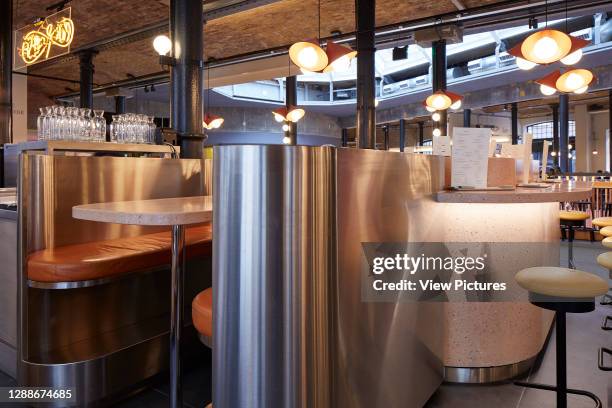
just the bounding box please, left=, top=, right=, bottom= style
left=1, top=242, right=610, bottom=407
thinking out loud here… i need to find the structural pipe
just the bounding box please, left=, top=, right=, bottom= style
left=341, top=128, right=348, bottom=147
left=463, top=109, right=471, bottom=127
left=399, top=119, right=406, bottom=152
left=559, top=95, right=570, bottom=173
left=286, top=76, right=297, bottom=145
left=78, top=51, right=96, bottom=109
left=511, top=102, right=519, bottom=144
left=432, top=40, right=447, bottom=92
left=418, top=121, right=424, bottom=146
left=552, top=104, right=560, bottom=169
left=609, top=90, right=612, bottom=172
left=0, top=0, right=12, bottom=145
left=383, top=125, right=390, bottom=150
left=355, top=0, right=376, bottom=149
left=171, top=0, right=205, bottom=158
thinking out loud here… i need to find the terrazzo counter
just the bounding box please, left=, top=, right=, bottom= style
left=437, top=182, right=592, bottom=383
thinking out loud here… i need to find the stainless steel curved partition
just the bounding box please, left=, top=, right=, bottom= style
left=213, top=145, right=445, bottom=408
left=213, top=145, right=336, bottom=408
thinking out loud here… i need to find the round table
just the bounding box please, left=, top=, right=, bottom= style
left=73, top=196, right=213, bottom=408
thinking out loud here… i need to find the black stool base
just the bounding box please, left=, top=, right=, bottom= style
left=514, top=381, right=602, bottom=408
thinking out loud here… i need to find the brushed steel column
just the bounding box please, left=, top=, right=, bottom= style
left=213, top=145, right=336, bottom=408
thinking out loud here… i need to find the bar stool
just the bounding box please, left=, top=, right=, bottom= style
left=559, top=210, right=590, bottom=269
left=598, top=226, right=612, bottom=238
left=514, top=266, right=608, bottom=408
left=592, top=217, right=612, bottom=231
left=595, top=252, right=612, bottom=318
left=192, top=287, right=212, bottom=348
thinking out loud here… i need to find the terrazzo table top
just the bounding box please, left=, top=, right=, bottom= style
left=435, top=182, right=592, bottom=204
left=73, top=196, right=213, bottom=226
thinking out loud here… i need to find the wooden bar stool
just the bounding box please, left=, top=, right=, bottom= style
left=514, top=266, right=608, bottom=408
left=559, top=210, right=590, bottom=269
left=192, top=287, right=213, bottom=348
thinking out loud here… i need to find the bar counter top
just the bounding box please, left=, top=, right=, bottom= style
left=435, top=182, right=591, bottom=203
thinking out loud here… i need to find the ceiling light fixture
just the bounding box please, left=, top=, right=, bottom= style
left=424, top=90, right=463, bottom=112
left=289, top=0, right=356, bottom=73
left=433, top=128, right=442, bottom=137
left=536, top=69, right=595, bottom=95
left=272, top=106, right=305, bottom=123
left=203, top=63, right=224, bottom=130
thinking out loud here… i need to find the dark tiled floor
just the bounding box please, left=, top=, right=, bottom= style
left=2, top=243, right=610, bottom=407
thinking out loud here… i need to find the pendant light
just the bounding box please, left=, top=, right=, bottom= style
left=202, top=63, right=224, bottom=130
left=536, top=69, right=595, bottom=95
left=289, top=0, right=356, bottom=73
left=424, top=90, right=463, bottom=112
left=289, top=0, right=327, bottom=72
left=272, top=106, right=305, bottom=123
left=510, top=1, right=589, bottom=68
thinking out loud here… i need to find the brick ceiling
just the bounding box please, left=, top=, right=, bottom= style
left=13, top=0, right=508, bottom=118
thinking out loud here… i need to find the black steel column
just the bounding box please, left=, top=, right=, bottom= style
left=0, top=0, right=11, bottom=145
left=78, top=51, right=96, bottom=109
left=341, top=128, right=348, bottom=147
left=440, top=110, right=448, bottom=136
left=286, top=76, right=297, bottom=145
left=552, top=104, right=560, bottom=168
left=609, top=90, right=612, bottom=172
left=355, top=0, right=376, bottom=149
left=463, top=109, right=471, bottom=127
left=418, top=121, right=424, bottom=146
left=559, top=94, right=570, bottom=173
left=399, top=119, right=406, bottom=152
left=511, top=102, right=519, bottom=144
left=115, top=96, right=126, bottom=114
left=171, top=0, right=204, bottom=158
left=383, top=125, right=389, bottom=150
left=432, top=40, right=447, bottom=92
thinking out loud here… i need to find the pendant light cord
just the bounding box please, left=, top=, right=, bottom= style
left=565, top=0, right=568, bottom=33
left=544, top=0, right=548, bottom=28
left=318, top=0, right=321, bottom=41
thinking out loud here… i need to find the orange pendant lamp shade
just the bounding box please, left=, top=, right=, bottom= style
left=289, top=40, right=328, bottom=72
left=272, top=106, right=305, bottom=123
left=509, top=29, right=573, bottom=65
left=322, top=41, right=357, bottom=73
left=536, top=69, right=595, bottom=94
left=424, top=90, right=463, bottom=111
left=203, top=114, right=224, bottom=130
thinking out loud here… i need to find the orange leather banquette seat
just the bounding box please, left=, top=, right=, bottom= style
left=192, top=287, right=212, bottom=340
left=27, top=223, right=213, bottom=283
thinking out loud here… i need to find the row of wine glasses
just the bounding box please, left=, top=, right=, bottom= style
left=109, top=114, right=157, bottom=144
left=37, top=106, right=106, bottom=142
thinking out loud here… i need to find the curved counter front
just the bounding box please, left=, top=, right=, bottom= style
left=435, top=183, right=591, bottom=383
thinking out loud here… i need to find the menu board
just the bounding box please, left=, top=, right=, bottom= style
left=433, top=135, right=451, bottom=156
left=451, top=127, right=492, bottom=188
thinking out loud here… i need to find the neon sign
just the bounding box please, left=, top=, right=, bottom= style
left=14, top=8, right=74, bottom=69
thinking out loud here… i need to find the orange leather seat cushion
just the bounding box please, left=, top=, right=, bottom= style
left=192, top=288, right=212, bottom=338
left=27, top=224, right=212, bottom=283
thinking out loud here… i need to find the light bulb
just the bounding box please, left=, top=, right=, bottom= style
left=286, top=108, right=305, bottom=123
left=153, top=35, right=172, bottom=56
left=562, top=72, right=585, bottom=91
left=431, top=94, right=448, bottom=110
left=574, top=86, right=588, bottom=94
left=328, top=55, right=351, bottom=73
left=375, top=98, right=379, bottom=107
left=297, top=46, right=319, bottom=70
left=450, top=100, right=462, bottom=110
left=282, top=136, right=291, bottom=144
left=532, top=35, right=559, bottom=61
left=273, top=113, right=285, bottom=122
left=516, top=57, right=537, bottom=70
left=425, top=106, right=436, bottom=113
left=568, top=153, right=572, bottom=159
left=432, top=112, right=441, bottom=122
left=211, top=118, right=224, bottom=129
left=282, top=123, right=290, bottom=132
left=568, top=144, right=573, bottom=150
left=560, top=49, right=583, bottom=66
left=551, top=151, right=557, bottom=157
left=540, top=84, right=557, bottom=96
left=433, top=128, right=442, bottom=137
left=592, top=150, right=598, bottom=155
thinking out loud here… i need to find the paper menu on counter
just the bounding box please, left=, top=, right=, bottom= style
left=451, top=127, right=492, bottom=189
left=433, top=135, right=451, bottom=156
